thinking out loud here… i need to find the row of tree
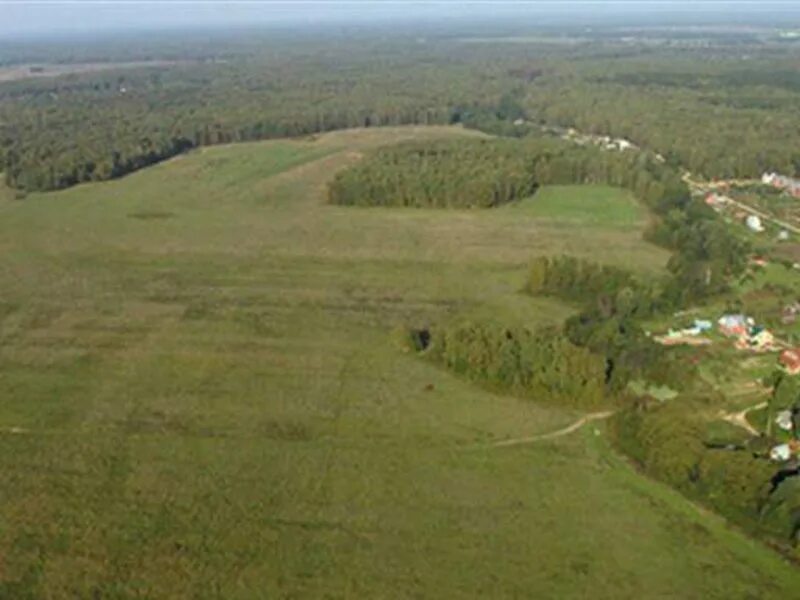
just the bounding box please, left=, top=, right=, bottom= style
left=6, top=33, right=800, bottom=192
left=419, top=321, right=608, bottom=410
left=327, top=139, right=540, bottom=208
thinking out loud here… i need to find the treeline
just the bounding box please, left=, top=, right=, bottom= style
left=402, top=321, right=608, bottom=410
left=0, top=38, right=522, bottom=192
left=524, top=256, right=699, bottom=389
left=328, top=134, right=687, bottom=211
left=8, top=32, right=800, bottom=193
left=327, top=139, right=539, bottom=208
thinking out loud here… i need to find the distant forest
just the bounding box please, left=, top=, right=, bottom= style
left=2, top=30, right=800, bottom=191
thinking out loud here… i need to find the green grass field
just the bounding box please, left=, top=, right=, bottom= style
left=508, top=184, right=646, bottom=228
left=1, top=126, right=797, bottom=597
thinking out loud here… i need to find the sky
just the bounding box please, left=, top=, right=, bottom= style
left=1, top=1, right=799, bottom=40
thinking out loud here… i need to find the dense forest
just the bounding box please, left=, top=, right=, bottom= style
left=0, top=35, right=539, bottom=192
left=523, top=57, right=800, bottom=178
left=328, top=139, right=539, bottom=208
left=3, top=30, right=800, bottom=191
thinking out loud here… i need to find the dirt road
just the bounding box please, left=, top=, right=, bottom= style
left=492, top=411, right=616, bottom=447
left=719, top=401, right=767, bottom=437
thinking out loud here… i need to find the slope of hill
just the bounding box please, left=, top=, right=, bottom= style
left=0, top=126, right=796, bottom=597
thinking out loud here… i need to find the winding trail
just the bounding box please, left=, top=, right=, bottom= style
left=492, top=411, right=616, bottom=447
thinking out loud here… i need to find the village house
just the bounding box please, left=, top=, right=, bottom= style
left=734, top=327, right=774, bottom=352
left=718, top=314, right=749, bottom=336
left=780, top=348, right=800, bottom=375
left=782, top=302, right=800, bottom=325
left=776, top=409, right=794, bottom=432
left=762, top=172, right=800, bottom=199
left=770, top=441, right=798, bottom=461
left=693, top=319, right=713, bottom=332
left=705, top=192, right=731, bottom=212
left=745, top=214, right=764, bottom=233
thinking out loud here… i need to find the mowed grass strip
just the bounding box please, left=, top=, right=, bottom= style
left=0, top=126, right=797, bottom=597
left=508, top=184, right=646, bottom=227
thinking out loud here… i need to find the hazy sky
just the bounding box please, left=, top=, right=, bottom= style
left=2, top=1, right=798, bottom=40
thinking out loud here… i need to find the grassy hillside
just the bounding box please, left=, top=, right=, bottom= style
left=1, top=126, right=796, bottom=597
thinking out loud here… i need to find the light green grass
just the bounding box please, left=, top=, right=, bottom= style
left=508, top=184, right=646, bottom=228
left=0, top=126, right=796, bottom=597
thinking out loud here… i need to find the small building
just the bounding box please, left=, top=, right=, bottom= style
left=778, top=230, right=790, bottom=241
left=616, top=139, right=635, bottom=151
left=780, top=349, right=800, bottom=375
left=771, top=443, right=792, bottom=461
left=761, top=172, right=800, bottom=197
left=746, top=215, right=764, bottom=233
left=735, top=328, right=774, bottom=352
left=693, top=319, right=712, bottom=332
left=775, top=410, right=794, bottom=432
left=705, top=193, right=731, bottom=211
left=752, top=329, right=775, bottom=351
left=782, top=302, right=800, bottom=324
left=718, top=314, right=749, bottom=336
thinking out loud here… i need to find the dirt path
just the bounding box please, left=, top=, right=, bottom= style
left=719, top=401, right=767, bottom=437
left=492, top=411, right=616, bottom=447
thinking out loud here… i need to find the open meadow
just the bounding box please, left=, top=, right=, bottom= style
left=1, top=126, right=798, bottom=597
